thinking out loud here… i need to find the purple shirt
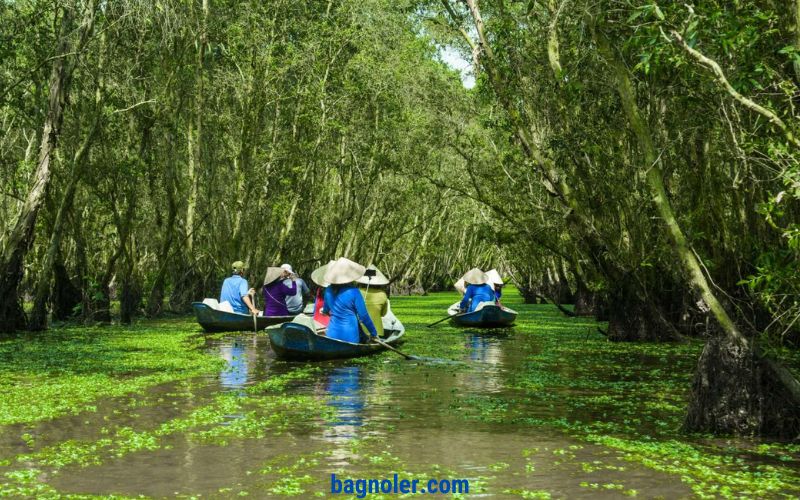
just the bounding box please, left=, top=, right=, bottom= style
left=262, top=280, right=297, bottom=316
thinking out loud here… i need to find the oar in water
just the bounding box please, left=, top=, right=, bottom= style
left=371, top=336, right=417, bottom=360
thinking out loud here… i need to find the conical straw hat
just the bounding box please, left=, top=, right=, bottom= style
left=311, top=260, right=336, bottom=287
left=461, top=268, right=488, bottom=285
left=454, top=278, right=466, bottom=294
left=324, top=257, right=366, bottom=285
left=263, top=266, right=284, bottom=285
left=356, top=264, right=390, bottom=285
left=486, top=269, right=504, bottom=286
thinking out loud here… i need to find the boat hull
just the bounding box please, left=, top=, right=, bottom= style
left=192, top=303, right=293, bottom=333
left=450, top=304, right=517, bottom=328
left=268, top=322, right=405, bottom=361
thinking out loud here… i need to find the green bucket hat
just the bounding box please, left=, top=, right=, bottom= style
left=232, top=261, right=246, bottom=272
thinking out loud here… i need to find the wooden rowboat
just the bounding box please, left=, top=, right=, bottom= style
left=192, top=302, right=293, bottom=332
left=447, top=301, right=517, bottom=328
left=268, top=319, right=405, bottom=361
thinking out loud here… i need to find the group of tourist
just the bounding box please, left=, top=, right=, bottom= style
left=456, top=268, right=505, bottom=313
left=219, top=259, right=506, bottom=345
left=219, top=261, right=311, bottom=317
left=219, top=258, right=390, bottom=344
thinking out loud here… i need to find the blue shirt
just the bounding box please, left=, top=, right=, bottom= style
left=322, top=285, right=378, bottom=343
left=220, top=274, right=250, bottom=314
left=459, top=284, right=496, bottom=312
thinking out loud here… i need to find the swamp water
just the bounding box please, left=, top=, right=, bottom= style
left=1, top=291, right=798, bottom=498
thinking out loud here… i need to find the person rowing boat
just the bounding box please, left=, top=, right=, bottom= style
left=322, top=258, right=379, bottom=343
left=357, top=264, right=390, bottom=338
left=219, top=261, right=260, bottom=316
left=458, top=268, right=495, bottom=313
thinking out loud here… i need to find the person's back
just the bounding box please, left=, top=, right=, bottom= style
left=220, top=274, right=249, bottom=314
left=360, top=287, right=388, bottom=337
left=263, top=279, right=296, bottom=317
left=284, top=277, right=310, bottom=314
left=324, top=285, right=377, bottom=343
left=460, top=283, right=496, bottom=312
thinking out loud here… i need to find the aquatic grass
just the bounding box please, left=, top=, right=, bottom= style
left=402, top=290, right=800, bottom=498
left=2, top=289, right=799, bottom=497
left=0, top=319, right=222, bottom=426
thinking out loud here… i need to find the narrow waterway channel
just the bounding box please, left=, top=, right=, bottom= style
left=1, top=291, right=798, bottom=498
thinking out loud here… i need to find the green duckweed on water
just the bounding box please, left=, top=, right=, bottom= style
left=0, top=289, right=798, bottom=498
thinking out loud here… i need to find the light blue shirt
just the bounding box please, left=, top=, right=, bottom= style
left=284, top=278, right=310, bottom=314
left=220, top=274, right=249, bottom=314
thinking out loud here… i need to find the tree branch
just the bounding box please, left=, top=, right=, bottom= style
left=671, top=30, right=800, bottom=149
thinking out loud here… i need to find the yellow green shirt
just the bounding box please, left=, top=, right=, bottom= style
left=360, top=288, right=388, bottom=337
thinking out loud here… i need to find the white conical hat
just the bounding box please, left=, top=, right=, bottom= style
left=311, top=260, right=336, bottom=287
left=263, top=266, right=284, bottom=285
left=323, top=257, right=366, bottom=285
left=454, top=278, right=466, bottom=294
left=486, top=269, right=504, bottom=286
left=356, top=264, right=390, bottom=285
left=461, top=268, right=488, bottom=285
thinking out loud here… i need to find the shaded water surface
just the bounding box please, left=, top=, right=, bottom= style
left=1, top=293, right=798, bottom=498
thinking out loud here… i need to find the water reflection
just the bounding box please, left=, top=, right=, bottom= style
left=219, top=339, right=249, bottom=389
left=461, top=333, right=505, bottom=393
left=325, top=366, right=365, bottom=434
left=467, top=333, right=503, bottom=365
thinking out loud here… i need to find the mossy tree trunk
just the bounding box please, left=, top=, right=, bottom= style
left=595, top=27, right=800, bottom=436
left=0, top=3, right=96, bottom=333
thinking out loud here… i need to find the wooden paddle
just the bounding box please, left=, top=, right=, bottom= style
left=249, top=290, right=257, bottom=333
left=427, top=310, right=466, bottom=327
left=371, top=336, right=416, bottom=360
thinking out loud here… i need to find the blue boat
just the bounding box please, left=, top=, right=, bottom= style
left=447, top=302, right=517, bottom=328
left=268, top=320, right=405, bottom=361
left=192, top=302, right=293, bottom=333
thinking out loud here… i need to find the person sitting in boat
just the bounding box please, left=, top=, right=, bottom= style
left=280, top=263, right=311, bottom=315
left=357, top=264, right=389, bottom=338
left=220, top=261, right=260, bottom=315
left=262, top=266, right=296, bottom=317
left=311, top=260, right=336, bottom=327
left=458, top=268, right=495, bottom=313
left=486, top=269, right=505, bottom=303
left=322, top=258, right=379, bottom=343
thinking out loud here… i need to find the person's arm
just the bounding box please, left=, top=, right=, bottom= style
left=322, top=287, right=333, bottom=315
left=301, top=280, right=311, bottom=297
left=380, top=292, right=388, bottom=317
left=281, top=279, right=297, bottom=298
left=459, top=286, right=474, bottom=311
left=240, top=280, right=260, bottom=315
left=353, top=290, right=378, bottom=337
left=243, top=294, right=259, bottom=315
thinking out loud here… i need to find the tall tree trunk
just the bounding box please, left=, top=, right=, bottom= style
left=28, top=98, right=103, bottom=330
left=0, top=3, right=96, bottom=333
left=185, top=0, right=208, bottom=257
left=595, top=28, right=800, bottom=435
left=145, top=180, right=177, bottom=317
